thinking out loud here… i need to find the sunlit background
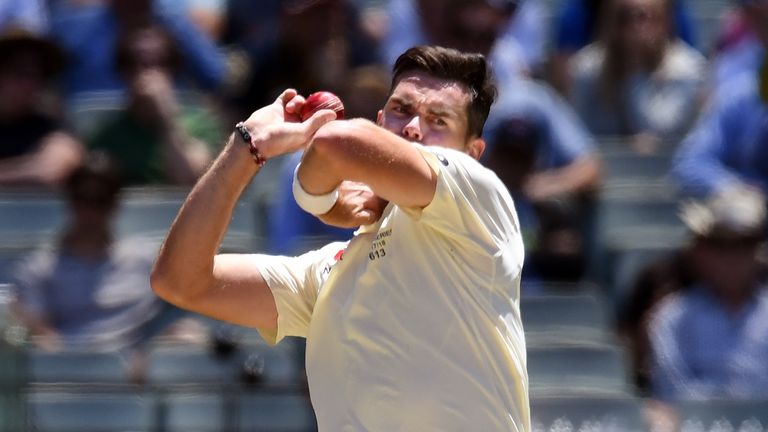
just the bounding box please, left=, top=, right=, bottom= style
left=1, top=0, right=767, bottom=431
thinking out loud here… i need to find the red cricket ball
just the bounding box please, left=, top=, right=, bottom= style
left=301, top=91, right=345, bottom=122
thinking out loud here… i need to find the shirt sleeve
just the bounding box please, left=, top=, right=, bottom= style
left=401, top=145, right=521, bottom=252
left=671, top=79, right=752, bottom=198
left=251, top=242, right=346, bottom=345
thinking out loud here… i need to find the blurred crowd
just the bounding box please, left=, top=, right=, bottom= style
left=1, top=0, right=768, bottom=421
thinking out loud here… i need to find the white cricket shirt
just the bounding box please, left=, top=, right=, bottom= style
left=255, top=145, right=529, bottom=431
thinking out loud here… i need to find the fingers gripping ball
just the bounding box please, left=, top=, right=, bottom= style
left=301, top=91, right=345, bottom=122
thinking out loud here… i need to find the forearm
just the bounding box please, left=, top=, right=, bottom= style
left=0, top=132, right=83, bottom=186
left=297, top=119, right=435, bottom=208
left=528, top=155, right=601, bottom=199
left=152, top=134, right=257, bottom=303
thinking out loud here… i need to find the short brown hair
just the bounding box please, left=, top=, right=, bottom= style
left=391, top=45, right=497, bottom=138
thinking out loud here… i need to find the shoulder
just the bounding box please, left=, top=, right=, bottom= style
left=713, top=72, right=760, bottom=105
left=419, top=145, right=514, bottom=216
left=649, top=290, right=689, bottom=329
left=570, top=43, right=604, bottom=76
left=660, top=41, right=706, bottom=80
left=422, top=146, right=504, bottom=190
left=12, top=246, right=59, bottom=283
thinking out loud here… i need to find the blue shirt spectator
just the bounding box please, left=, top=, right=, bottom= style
left=0, top=0, right=47, bottom=33
left=484, top=78, right=600, bottom=282
left=650, top=286, right=768, bottom=400
left=714, top=34, right=763, bottom=91
left=711, top=0, right=768, bottom=93
left=672, top=74, right=768, bottom=198
left=649, top=188, right=768, bottom=401
left=554, top=0, right=696, bottom=52
left=49, top=0, right=226, bottom=101
left=383, top=0, right=547, bottom=86
left=484, top=77, right=595, bottom=169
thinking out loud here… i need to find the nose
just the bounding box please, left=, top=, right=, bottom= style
left=402, top=116, right=423, bottom=141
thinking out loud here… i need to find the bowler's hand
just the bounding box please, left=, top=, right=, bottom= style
left=243, top=89, right=337, bottom=159
left=319, top=181, right=388, bottom=228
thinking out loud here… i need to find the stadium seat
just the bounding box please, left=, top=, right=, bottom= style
left=0, top=247, right=32, bottom=284
left=601, top=149, right=673, bottom=182
left=0, top=284, right=27, bottom=389
left=531, top=394, right=647, bottom=432
left=527, top=343, right=632, bottom=396
left=0, top=188, right=258, bottom=252
left=0, top=192, right=65, bottom=248
left=597, top=184, right=683, bottom=241
left=521, top=281, right=602, bottom=296
left=65, top=90, right=126, bottom=138
left=605, top=240, right=682, bottom=306
left=0, top=393, right=25, bottom=432
left=521, top=294, right=613, bottom=345
left=147, top=343, right=301, bottom=388
left=677, top=399, right=768, bottom=432
left=237, top=392, right=316, bottom=432
left=164, top=392, right=227, bottom=432
left=26, top=391, right=155, bottom=432
left=27, top=350, right=131, bottom=385
left=117, top=188, right=257, bottom=251
left=147, top=345, right=242, bottom=387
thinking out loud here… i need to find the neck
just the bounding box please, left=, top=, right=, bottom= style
left=61, top=226, right=113, bottom=260
left=713, top=285, right=755, bottom=315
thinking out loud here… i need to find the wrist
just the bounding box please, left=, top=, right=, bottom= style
left=235, top=122, right=267, bottom=167
left=292, top=163, right=339, bottom=215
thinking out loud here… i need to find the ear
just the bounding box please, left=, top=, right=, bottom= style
left=376, top=109, right=383, bottom=126
left=467, top=137, right=486, bottom=161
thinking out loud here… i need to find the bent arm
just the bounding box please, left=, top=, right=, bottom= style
left=524, top=153, right=601, bottom=201
left=297, top=119, right=437, bottom=209
left=0, top=132, right=83, bottom=187
left=151, top=136, right=278, bottom=329
left=151, top=89, right=336, bottom=329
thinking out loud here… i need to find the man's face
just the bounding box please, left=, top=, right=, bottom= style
left=615, top=0, right=668, bottom=53
left=378, top=71, right=473, bottom=153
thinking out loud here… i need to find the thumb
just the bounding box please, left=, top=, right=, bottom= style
left=303, top=109, right=338, bottom=136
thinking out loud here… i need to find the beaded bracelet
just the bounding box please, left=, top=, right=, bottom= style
left=234, top=122, right=266, bottom=167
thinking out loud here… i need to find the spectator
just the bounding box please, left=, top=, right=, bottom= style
left=0, top=28, right=83, bottom=187
left=87, top=25, right=221, bottom=185
left=671, top=22, right=767, bottom=199
left=484, top=77, right=601, bottom=281
left=383, top=0, right=548, bottom=80
left=0, top=0, right=48, bottom=34
left=49, top=0, right=228, bottom=105
left=550, top=0, right=696, bottom=95
left=648, top=188, right=768, bottom=401
left=10, top=153, right=190, bottom=353
left=222, top=0, right=380, bottom=120
left=619, top=249, right=693, bottom=394
left=711, top=0, right=766, bottom=92
left=156, top=0, right=226, bottom=40
left=568, top=0, right=705, bottom=152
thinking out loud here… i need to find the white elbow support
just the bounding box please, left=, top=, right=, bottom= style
left=292, top=163, right=340, bottom=215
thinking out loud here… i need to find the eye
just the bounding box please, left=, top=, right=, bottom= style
left=390, top=103, right=409, bottom=115
left=431, top=117, right=447, bottom=126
